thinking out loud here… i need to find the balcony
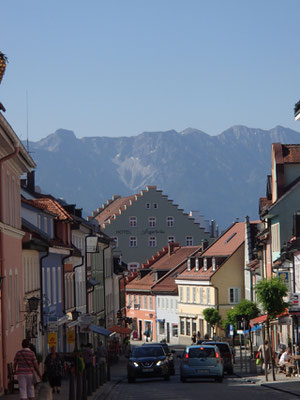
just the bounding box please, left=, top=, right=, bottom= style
left=294, top=100, right=300, bottom=121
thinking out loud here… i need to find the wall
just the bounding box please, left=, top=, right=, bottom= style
left=156, top=295, right=178, bottom=344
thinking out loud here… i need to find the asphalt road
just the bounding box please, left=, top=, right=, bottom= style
left=105, top=374, right=296, bottom=400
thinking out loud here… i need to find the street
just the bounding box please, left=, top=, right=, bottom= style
left=106, top=375, right=295, bottom=400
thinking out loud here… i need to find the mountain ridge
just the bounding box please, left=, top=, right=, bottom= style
left=26, top=125, right=300, bottom=228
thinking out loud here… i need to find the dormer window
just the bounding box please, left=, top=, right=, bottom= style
left=204, top=258, right=207, bottom=271
left=212, top=257, right=216, bottom=271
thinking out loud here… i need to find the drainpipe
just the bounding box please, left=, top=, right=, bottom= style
left=73, top=256, right=84, bottom=312
left=40, top=250, right=49, bottom=334
left=62, top=252, right=72, bottom=315
left=0, top=145, right=20, bottom=391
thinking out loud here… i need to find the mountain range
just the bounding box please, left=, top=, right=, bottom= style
left=26, top=125, right=300, bottom=229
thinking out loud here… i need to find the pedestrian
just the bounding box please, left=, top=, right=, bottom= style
left=44, top=346, right=63, bottom=394
left=191, top=331, right=197, bottom=344
left=145, top=329, right=151, bottom=342
left=258, top=340, right=271, bottom=372
left=13, top=338, right=42, bottom=400
left=196, top=331, right=201, bottom=342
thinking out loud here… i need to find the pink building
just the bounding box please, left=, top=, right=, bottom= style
left=0, top=113, right=35, bottom=394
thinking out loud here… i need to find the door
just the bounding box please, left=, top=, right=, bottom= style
left=167, top=323, right=170, bottom=343
left=139, top=320, right=142, bottom=340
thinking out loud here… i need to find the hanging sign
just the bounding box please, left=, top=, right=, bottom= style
left=67, top=328, right=75, bottom=344
left=48, top=332, right=57, bottom=348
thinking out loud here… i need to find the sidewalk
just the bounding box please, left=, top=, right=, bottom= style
left=233, top=352, right=300, bottom=397
left=0, top=356, right=128, bottom=400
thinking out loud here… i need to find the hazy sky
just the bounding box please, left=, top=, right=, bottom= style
left=1, top=0, right=300, bottom=142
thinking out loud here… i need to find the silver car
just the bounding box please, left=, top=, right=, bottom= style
left=180, top=345, right=224, bottom=383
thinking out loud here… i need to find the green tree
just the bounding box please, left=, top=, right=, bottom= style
left=203, top=308, right=222, bottom=337
left=255, top=277, right=289, bottom=381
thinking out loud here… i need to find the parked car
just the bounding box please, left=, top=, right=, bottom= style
left=127, top=345, right=170, bottom=383
left=180, top=345, right=224, bottom=383
left=143, top=342, right=175, bottom=375
left=202, top=341, right=234, bottom=374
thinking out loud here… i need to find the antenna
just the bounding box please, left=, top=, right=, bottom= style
left=26, top=90, right=29, bottom=152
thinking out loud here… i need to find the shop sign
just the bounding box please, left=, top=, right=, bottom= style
left=48, top=332, right=57, bottom=348
left=67, top=328, right=75, bottom=344
left=289, top=293, right=300, bottom=312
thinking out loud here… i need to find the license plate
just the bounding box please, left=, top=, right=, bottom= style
left=198, top=369, right=209, bottom=374
left=143, top=368, right=154, bottom=372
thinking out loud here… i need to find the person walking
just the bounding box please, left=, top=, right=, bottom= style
left=44, top=346, right=63, bottom=394
left=191, top=332, right=197, bottom=344
left=258, top=340, right=271, bottom=372
left=13, top=338, right=42, bottom=400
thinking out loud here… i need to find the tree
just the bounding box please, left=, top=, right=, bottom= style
left=234, top=299, right=260, bottom=356
left=255, top=277, right=289, bottom=381
left=203, top=308, right=222, bottom=337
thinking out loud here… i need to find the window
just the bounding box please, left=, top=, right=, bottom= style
left=199, top=318, right=204, bottom=334
left=186, top=319, right=191, bottom=336
left=143, top=296, right=147, bottom=309
left=172, top=324, right=178, bottom=337
left=166, top=216, right=174, bottom=227
left=9, top=274, right=13, bottom=326
left=179, top=287, right=183, bottom=302
left=128, top=294, right=132, bottom=306
left=44, top=217, right=48, bottom=234
left=148, top=217, right=156, bottom=227
left=186, top=236, right=193, bottom=246
left=162, top=298, right=165, bottom=309
left=138, top=295, right=142, bottom=307
left=192, top=319, right=197, bottom=334
left=37, top=215, right=41, bottom=229
left=129, top=216, right=137, bottom=227
left=146, top=203, right=151, bottom=209
left=180, top=318, right=185, bottom=335
left=200, top=287, right=203, bottom=304
left=158, top=298, right=160, bottom=308
left=149, top=296, right=153, bottom=310
left=206, top=288, right=210, bottom=304
left=128, top=263, right=139, bottom=272
left=52, top=269, right=57, bottom=304
left=58, top=267, right=62, bottom=303
left=192, top=287, right=196, bottom=303
left=111, top=237, right=118, bottom=248
left=229, top=287, right=240, bottom=304
left=159, top=321, right=165, bottom=334
left=168, top=236, right=175, bottom=243
left=129, top=236, right=137, bottom=247
left=149, top=236, right=156, bottom=247
left=186, top=287, right=190, bottom=303
left=153, top=203, right=158, bottom=209
left=271, top=223, right=280, bottom=252
left=47, top=268, right=51, bottom=304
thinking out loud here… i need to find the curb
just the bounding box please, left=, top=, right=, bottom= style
left=261, top=383, right=300, bottom=397
left=93, top=379, right=123, bottom=400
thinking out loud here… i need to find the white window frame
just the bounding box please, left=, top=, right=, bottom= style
left=200, top=287, right=203, bottom=304
left=228, top=287, right=240, bottom=304
left=179, top=286, right=183, bottom=302
left=148, top=236, right=157, bottom=247
left=271, top=223, right=280, bottom=253
left=192, top=287, right=196, bottom=303
left=129, top=216, right=137, bottom=227
left=206, top=287, right=210, bottom=304
left=146, top=203, right=151, bottom=209
left=186, top=236, right=193, bottom=246
left=166, top=216, right=174, bottom=227
left=129, top=236, right=137, bottom=247
left=168, top=236, right=175, bottom=243
left=148, top=216, right=156, bottom=227
left=186, top=287, right=190, bottom=303
left=153, top=203, right=158, bottom=209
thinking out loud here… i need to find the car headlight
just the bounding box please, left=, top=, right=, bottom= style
left=133, top=362, right=139, bottom=368
left=156, top=360, right=163, bottom=366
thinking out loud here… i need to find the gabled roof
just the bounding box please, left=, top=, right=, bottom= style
left=126, top=245, right=200, bottom=292
left=27, top=198, right=74, bottom=221
left=92, top=195, right=136, bottom=226
left=176, top=222, right=246, bottom=281
left=281, top=144, right=300, bottom=164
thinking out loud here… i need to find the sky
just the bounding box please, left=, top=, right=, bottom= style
left=1, top=0, right=300, bottom=142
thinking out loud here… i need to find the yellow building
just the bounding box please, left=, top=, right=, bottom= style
left=175, top=222, right=249, bottom=345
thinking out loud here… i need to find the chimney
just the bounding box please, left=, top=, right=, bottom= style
left=27, top=171, right=35, bottom=193
left=75, top=208, right=82, bottom=218
left=168, top=242, right=175, bottom=256
left=201, top=239, right=209, bottom=251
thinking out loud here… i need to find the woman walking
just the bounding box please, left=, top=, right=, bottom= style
left=13, top=339, right=42, bottom=400
left=44, top=346, right=63, bottom=394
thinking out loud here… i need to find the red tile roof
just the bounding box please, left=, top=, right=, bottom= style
left=282, top=144, right=300, bottom=163
left=28, top=198, right=73, bottom=221
left=94, top=195, right=137, bottom=226
left=126, top=245, right=200, bottom=292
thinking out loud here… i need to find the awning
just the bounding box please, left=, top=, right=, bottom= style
left=90, top=324, right=113, bottom=337
left=109, top=325, right=132, bottom=335
left=250, top=314, right=268, bottom=327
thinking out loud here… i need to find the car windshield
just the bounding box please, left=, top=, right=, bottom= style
left=132, top=347, right=164, bottom=357
left=188, top=348, right=216, bottom=358
left=205, top=343, right=230, bottom=354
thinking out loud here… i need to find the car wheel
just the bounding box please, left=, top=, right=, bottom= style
left=180, top=376, right=186, bottom=383
left=215, top=376, right=223, bottom=383
left=128, top=377, right=135, bottom=383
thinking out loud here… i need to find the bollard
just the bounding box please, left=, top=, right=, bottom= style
left=82, top=369, right=87, bottom=400
left=69, top=371, right=75, bottom=400
left=87, top=366, right=92, bottom=396
left=95, top=364, right=99, bottom=388
left=92, top=365, right=96, bottom=392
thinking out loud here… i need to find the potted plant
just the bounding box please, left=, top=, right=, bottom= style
left=0, top=52, right=8, bottom=85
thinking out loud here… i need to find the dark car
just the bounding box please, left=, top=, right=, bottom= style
left=127, top=345, right=170, bottom=383
left=202, top=341, right=234, bottom=374
left=143, top=343, right=175, bottom=375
